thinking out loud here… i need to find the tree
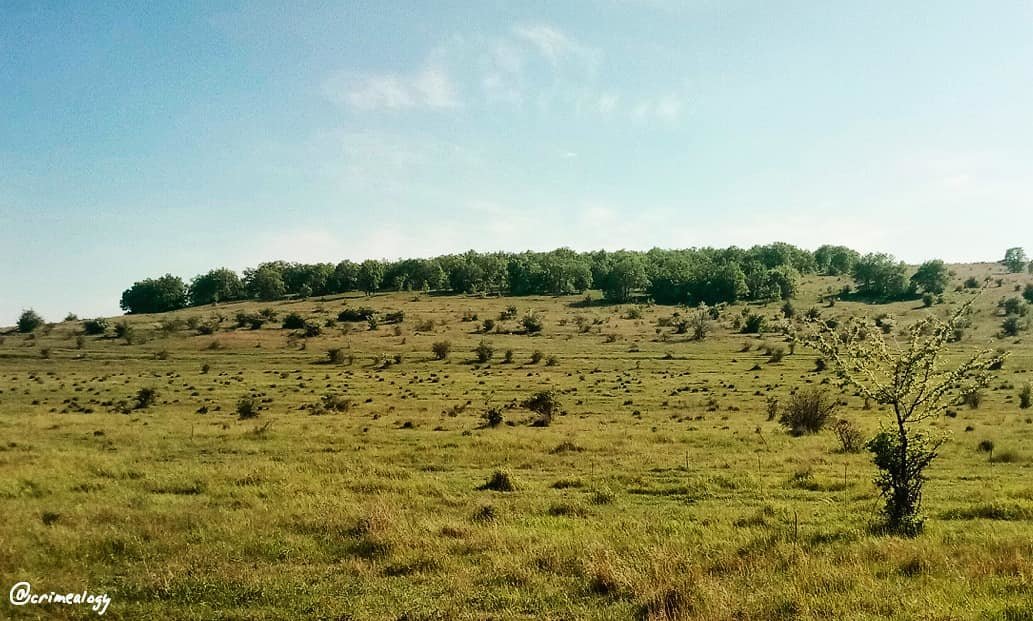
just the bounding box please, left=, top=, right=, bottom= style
left=814, top=245, right=860, bottom=276
left=852, top=253, right=909, bottom=299
left=798, top=297, right=1005, bottom=535
left=601, top=252, right=650, bottom=303
left=17, top=309, right=44, bottom=333
left=358, top=260, right=385, bottom=296
left=189, top=268, right=243, bottom=305
left=120, top=274, right=188, bottom=314
left=910, top=260, right=949, bottom=295
left=245, top=265, right=286, bottom=301
left=331, top=260, right=360, bottom=293
left=1002, top=247, right=1028, bottom=273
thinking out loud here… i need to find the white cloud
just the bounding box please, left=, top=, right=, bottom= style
left=512, top=23, right=599, bottom=70
left=631, top=93, right=686, bottom=123
left=322, top=64, right=460, bottom=111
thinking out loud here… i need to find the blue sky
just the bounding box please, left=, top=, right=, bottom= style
left=2, top=1, right=1032, bottom=324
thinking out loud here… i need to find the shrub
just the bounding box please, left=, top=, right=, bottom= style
left=1002, top=314, right=1026, bottom=337
left=327, top=348, right=347, bottom=364
left=383, top=310, right=405, bottom=324
left=546, top=355, right=559, bottom=366
left=338, top=307, right=376, bottom=322
left=282, top=312, right=306, bottom=329
left=235, top=312, right=265, bottom=330
left=483, top=407, right=504, bottom=428
left=475, top=340, right=494, bottom=363
left=999, top=297, right=1029, bottom=317
left=478, top=470, right=516, bottom=492
left=530, top=350, right=544, bottom=364
left=1024, top=284, right=1033, bottom=304
left=82, top=318, right=109, bottom=335
left=481, top=318, right=496, bottom=333
left=236, top=396, right=261, bottom=419
left=781, top=301, right=795, bottom=318
left=500, top=305, right=518, bottom=320
left=779, top=388, right=835, bottom=436
left=320, top=392, right=351, bottom=413
left=1021, top=383, right=1032, bottom=410
left=17, top=309, right=44, bottom=333
left=741, top=311, right=766, bottom=334
left=431, top=341, right=451, bottom=360
left=922, top=293, right=935, bottom=307
left=524, top=390, right=560, bottom=426
left=832, top=418, right=864, bottom=453
left=134, top=387, right=158, bottom=410
left=767, top=345, right=786, bottom=363
left=521, top=313, right=543, bottom=334
left=963, top=390, right=983, bottom=409
left=114, top=321, right=135, bottom=343
left=303, top=323, right=322, bottom=337
left=503, top=349, right=514, bottom=363
left=963, top=276, right=981, bottom=289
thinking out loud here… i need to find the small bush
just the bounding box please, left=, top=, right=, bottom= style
left=432, top=341, right=451, bottom=360
left=282, top=312, right=306, bottom=329
left=320, top=392, right=352, bottom=413
left=475, top=340, right=494, bottom=363
left=483, top=407, right=504, bottom=428
left=503, top=349, right=514, bottom=363
left=530, top=350, right=544, bottom=364
left=1020, top=383, right=1032, bottom=410
left=115, top=321, right=136, bottom=343
left=327, top=348, right=347, bottom=364
left=478, top=470, right=516, bottom=492
left=524, top=390, right=561, bottom=426
left=134, top=387, right=158, bottom=410
left=500, top=305, right=518, bottom=320
left=383, top=310, right=405, bottom=324
left=779, top=388, right=835, bottom=436
left=521, top=313, right=544, bottom=334
left=82, top=318, right=109, bottom=335
left=481, top=318, right=495, bottom=333
left=922, top=293, right=935, bottom=307
left=236, top=396, right=262, bottom=419
left=1002, top=314, right=1026, bottom=337
left=741, top=311, right=766, bottom=333
left=832, top=418, right=864, bottom=453
left=338, top=307, right=376, bottom=322
left=17, top=309, right=44, bottom=333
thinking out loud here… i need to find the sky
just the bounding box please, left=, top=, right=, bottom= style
left=2, top=1, right=1033, bottom=324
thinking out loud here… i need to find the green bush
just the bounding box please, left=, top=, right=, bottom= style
left=17, top=309, right=44, bottom=333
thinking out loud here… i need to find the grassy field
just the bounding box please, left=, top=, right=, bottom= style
left=2, top=263, right=1032, bottom=620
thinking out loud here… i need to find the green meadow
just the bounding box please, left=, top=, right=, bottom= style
left=2, top=263, right=1032, bottom=620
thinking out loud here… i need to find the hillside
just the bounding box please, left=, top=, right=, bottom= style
left=1, top=262, right=1032, bottom=619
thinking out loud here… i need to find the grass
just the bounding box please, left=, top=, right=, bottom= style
left=1, top=263, right=1032, bottom=618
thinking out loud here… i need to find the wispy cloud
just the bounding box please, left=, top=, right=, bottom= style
left=631, top=93, right=686, bottom=123
left=322, top=64, right=460, bottom=111
left=512, top=23, right=600, bottom=70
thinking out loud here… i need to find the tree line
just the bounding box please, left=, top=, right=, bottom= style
left=114, top=243, right=1028, bottom=315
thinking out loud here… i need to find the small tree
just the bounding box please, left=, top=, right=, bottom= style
left=521, top=313, right=543, bottom=334
left=82, top=318, right=109, bottom=335
left=475, top=340, right=494, bottom=363
left=798, top=296, right=1005, bottom=535
left=431, top=340, right=451, bottom=360
left=17, top=309, right=44, bottom=333
left=1002, top=247, right=1028, bottom=273
left=690, top=303, right=710, bottom=341
left=779, top=387, right=835, bottom=435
